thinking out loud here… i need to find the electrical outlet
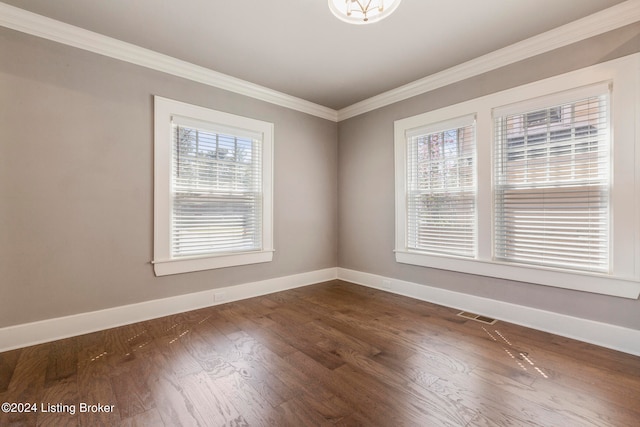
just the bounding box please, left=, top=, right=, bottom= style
left=382, top=279, right=392, bottom=290
left=214, top=292, right=226, bottom=303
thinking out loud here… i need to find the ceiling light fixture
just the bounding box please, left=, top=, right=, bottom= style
left=328, top=0, right=402, bottom=25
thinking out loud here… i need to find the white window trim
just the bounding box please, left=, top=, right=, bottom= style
left=153, top=96, right=274, bottom=276
left=395, top=53, right=640, bottom=299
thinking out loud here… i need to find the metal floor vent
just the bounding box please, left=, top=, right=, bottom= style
left=457, top=311, right=498, bottom=325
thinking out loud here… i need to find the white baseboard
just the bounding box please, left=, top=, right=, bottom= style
left=5, top=266, right=638, bottom=357
left=337, top=268, right=640, bottom=357
left=0, top=268, right=338, bottom=352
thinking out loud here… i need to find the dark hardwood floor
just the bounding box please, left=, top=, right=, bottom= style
left=1, top=280, right=639, bottom=426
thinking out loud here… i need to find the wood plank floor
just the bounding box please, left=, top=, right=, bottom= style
left=1, top=280, right=639, bottom=426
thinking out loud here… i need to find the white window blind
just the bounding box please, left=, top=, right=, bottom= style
left=406, top=115, right=476, bottom=257
left=171, top=116, right=263, bottom=258
left=494, top=86, right=610, bottom=272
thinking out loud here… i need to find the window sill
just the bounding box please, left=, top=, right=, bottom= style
left=395, top=250, right=640, bottom=299
left=153, top=250, right=274, bottom=276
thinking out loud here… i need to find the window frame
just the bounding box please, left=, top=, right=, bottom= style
left=153, top=96, right=274, bottom=276
left=394, top=54, right=640, bottom=298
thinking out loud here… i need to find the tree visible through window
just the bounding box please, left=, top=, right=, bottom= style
left=407, top=117, right=476, bottom=257
left=172, top=124, right=262, bottom=258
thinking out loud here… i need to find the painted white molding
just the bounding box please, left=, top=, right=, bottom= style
left=337, top=0, right=640, bottom=121
left=0, top=268, right=338, bottom=353
left=2, top=2, right=639, bottom=123
left=0, top=2, right=338, bottom=122
left=2, top=264, right=638, bottom=357
left=337, top=268, right=640, bottom=357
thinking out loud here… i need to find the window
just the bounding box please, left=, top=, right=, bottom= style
left=494, top=86, right=609, bottom=273
left=395, top=54, right=640, bottom=298
left=154, top=96, right=273, bottom=276
left=406, top=115, right=476, bottom=257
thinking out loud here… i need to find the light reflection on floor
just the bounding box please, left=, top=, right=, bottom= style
left=483, top=326, right=548, bottom=379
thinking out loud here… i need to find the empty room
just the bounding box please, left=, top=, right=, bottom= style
left=1, top=0, right=640, bottom=425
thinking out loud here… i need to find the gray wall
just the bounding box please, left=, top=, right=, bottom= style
left=0, top=28, right=338, bottom=328
left=338, top=22, right=640, bottom=330
left=1, top=21, right=639, bottom=332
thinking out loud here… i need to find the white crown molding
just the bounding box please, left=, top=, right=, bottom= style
left=337, top=268, right=640, bottom=357
left=0, top=268, right=338, bottom=352
left=0, top=2, right=338, bottom=122
left=1, top=1, right=638, bottom=122
left=337, top=0, right=640, bottom=121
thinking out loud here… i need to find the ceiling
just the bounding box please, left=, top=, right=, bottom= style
left=1, top=0, right=628, bottom=110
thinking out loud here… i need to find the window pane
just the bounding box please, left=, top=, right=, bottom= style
left=172, top=124, right=263, bottom=258
left=494, top=93, right=609, bottom=272
left=407, top=120, right=476, bottom=257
